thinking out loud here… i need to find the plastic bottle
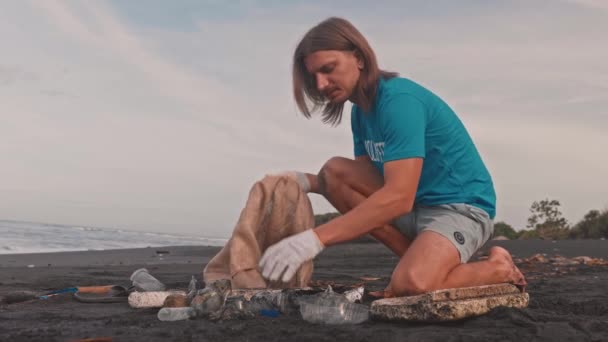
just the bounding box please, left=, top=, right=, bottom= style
left=190, top=279, right=231, bottom=317
left=343, top=286, right=364, bottom=303
left=298, top=287, right=369, bottom=324
left=130, top=268, right=166, bottom=292
left=158, top=307, right=196, bottom=321
left=220, top=290, right=281, bottom=319
left=187, top=275, right=199, bottom=302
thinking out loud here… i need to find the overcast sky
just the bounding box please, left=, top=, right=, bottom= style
left=1, top=0, right=606, bottom=237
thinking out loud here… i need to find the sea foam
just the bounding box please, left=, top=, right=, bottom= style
left=0, top=220, right=227, bottom=255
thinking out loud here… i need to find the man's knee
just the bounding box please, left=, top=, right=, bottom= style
left=317, top=157, right=352, bottom=192
left=319, top=156, right=351, bottom=180
left=390, top=267, right=437, bottom=296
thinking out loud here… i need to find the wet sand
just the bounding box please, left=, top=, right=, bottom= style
left=1, top=240, right=607, bottom=341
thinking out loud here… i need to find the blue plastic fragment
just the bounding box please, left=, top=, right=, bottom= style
left=39, top=287, right=78, bottom=299
left=260, top=309, right=280, bottom=318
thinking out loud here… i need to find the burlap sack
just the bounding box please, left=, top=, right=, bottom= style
left=203, top=175, right=314, bottom=289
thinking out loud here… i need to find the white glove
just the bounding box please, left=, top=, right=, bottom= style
left=270, top=171, right=311, bottom=193
left=259, top=229, right=324, bottom=282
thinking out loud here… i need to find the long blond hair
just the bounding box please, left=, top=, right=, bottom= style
left=293, top=17, right=397, bottom=125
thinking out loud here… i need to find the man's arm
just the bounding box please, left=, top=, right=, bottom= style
left=314, top=157, right=423, bottom=246
left=352, top=156, right=411, bottom=256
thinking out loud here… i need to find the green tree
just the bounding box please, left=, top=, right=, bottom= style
left=570, top=209, right=608, bottom=239
left=518, top=229, right=540, bottom=239
left=493, top=221, right=518, bottom=240
left=527, top=199, right=568, bottom=229
left=526, top=199, right=569, bottom=239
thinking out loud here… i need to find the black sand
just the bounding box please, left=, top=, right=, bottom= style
left=1, top=240, right=607, bottom=341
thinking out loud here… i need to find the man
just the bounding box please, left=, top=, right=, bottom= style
left=260, top=17, right=525, bottom=297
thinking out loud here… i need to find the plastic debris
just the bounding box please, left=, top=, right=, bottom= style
left=298, top=286, right=369, bottom=325
left=187, top=275, right=199, bottom=302
left=343, top=286, right=365, bottom=303
left=260, top=309, right=280, bottom=318
left=359, top=277, right=381, bottom=281
left=128, top=291, right=186, bottom=309
left=190, top=279, right=231, bottom=318
left=163, top=294, right=188, bottom=308
left=130, top=268, right=166, bottom=292
left=158, top=307, right=196, bottom=321
left=523, top=254, right=608, bottom=266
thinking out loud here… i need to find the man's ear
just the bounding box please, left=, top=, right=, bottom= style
left=354, top=50, right=364, bottom=70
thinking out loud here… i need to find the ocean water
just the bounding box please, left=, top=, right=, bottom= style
left=0, top=220, right=227, bottom=255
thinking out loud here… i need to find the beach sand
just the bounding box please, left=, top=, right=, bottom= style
left=1, top=239, right=607, bottom=341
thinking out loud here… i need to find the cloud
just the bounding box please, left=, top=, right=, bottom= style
left=0, top=65, right=37, bottom=86
left=0, top=0, right=606, bottom=236
left=28, top=1, right=228, bottom=111
left=562, top=0, right=608, bottom=10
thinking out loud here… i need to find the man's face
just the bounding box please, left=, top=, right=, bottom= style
left=304, top=50, right=361, bottom=104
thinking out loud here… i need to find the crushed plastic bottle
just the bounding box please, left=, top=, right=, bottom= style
left=190, top=279, right=231, bottom=318
left=220, top=290, right=282, bottom=319
left=218, top=287, right=364, bottom=320
left=343, top=286, right=364, bottom=303
left=219, top=288, right=324, bottom=319
left=298, top=286, right=369, bottom=325
left=187, top=275, right=199, bottom=302
left=158, top=307, right=196, bottom=321
left=130, top=268, right=166, bottom=292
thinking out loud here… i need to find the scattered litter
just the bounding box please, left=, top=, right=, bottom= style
left=187, top=275, right=200, bottom=302
left=128, top=291, right=186, bottom=309
left=157, top=307, right=196, bottom=321
left=130, top=268, right=166, bottom=292
left=65, top=257, right=607, bottom=325
left=572, top=256, right=608, bottom=266
left=298, top=286, right=369, bottom=325
left=359, top=277, right=381, bottom=281
left=518, top=253, right=608, bottom=280
left=549, top=256, right=579, bottom=266
left=523, top=254, right=608, bottom=266
left=343, top=286, right=365, bottom=303
left=40, top=287, right=78, bottom=299
left=190, top=279, right=231, bottom=318
left=260, top=309, right=280, bottom=318
left=73, top=286, right=129, bottom=303
left=163, top=294, right=188, bottom=308
left=128, top=269, right=371, bottom=323
left=572, top=256, right=592, bottom=264
left=526, top=254, right=548, bottom=263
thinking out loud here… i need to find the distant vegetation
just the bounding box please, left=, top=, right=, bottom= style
left=314, top=198, right=608, bottom=240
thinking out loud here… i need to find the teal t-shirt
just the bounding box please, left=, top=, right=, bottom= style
left=351, top=77, right=496, bottom=218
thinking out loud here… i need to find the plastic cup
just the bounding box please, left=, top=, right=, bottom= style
left=130, top=268, right=166, bottom=292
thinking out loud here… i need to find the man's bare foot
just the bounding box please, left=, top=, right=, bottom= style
left=488, top=246, right=527, bottom=291
left=369, top=284, right=399, bottom=298
left=368, top=290, right=387, bottom=298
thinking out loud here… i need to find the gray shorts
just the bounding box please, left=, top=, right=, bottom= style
left=393, top=203, right=494, bottom=263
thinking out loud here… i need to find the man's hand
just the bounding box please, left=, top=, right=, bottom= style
left=259, top=229, right=324, bottom=282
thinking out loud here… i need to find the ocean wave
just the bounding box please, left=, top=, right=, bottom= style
left=0, top=220, right=227, bottom=255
